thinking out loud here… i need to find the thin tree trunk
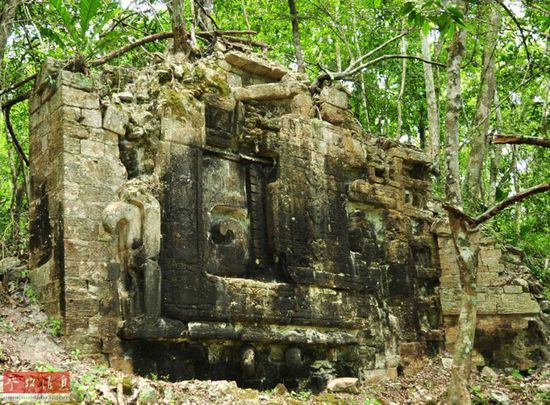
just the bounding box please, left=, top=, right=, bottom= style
left=351, top=0, right=370, bottom=130
left=0, top=0, right=21, bottom=64
left=444, top=18, right=466, bottom=207
left=489, top=88, right=503, bottom=205
left=541, top=79, right=549, bottom=137
left=10, top=160, right=25, bottom=247
left=465, top=4, right=500, bottom=202
left=443, top=2, right=478, bottom=404
left=169, top=0, right=191, bottom=55
left=240, top=0, right=252, bottom=52
left=421, top=32, right=440, bottom=169
left=195, top=0, right=214, bottom=32
left=447, top=212, right=480, bottom=405
left=188, top=0, right=198, bottom=50
left=419, top=102, right=426, bottom=150
left=396, top=33, right=407, bottom=139
left=358, top=74, right=371, bottom=130
left=511, top=146, right=522, bottom=234
left=288, top=0, right=305, bottom=73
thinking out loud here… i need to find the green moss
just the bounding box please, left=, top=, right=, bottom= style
left=208, top=74, right=231, bottom=96
left=192, top=63, right=231, bottom=97
left=236, top=388, right=259, bottom=400
left=313, top=393, right=347, bottom=404
left=159, top=88, right=196, bottom=118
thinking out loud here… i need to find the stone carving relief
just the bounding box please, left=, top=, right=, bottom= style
left=103, top=176, right=161, bottom=321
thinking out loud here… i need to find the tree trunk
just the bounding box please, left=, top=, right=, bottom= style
left=465, top=4, right=500, bottom=202
left=169, top=0, right=191, bottom=55
left=421, top=32, right=440, bottom=169
left=196, top=0, right=214, bottom=32
left=443, top=1, right=478, bottom=403
left=288, top=0, right=305, bottom=73
left=10, top=160, right=25, bottom=248
left=447, top=213, right=480, bottom=405
left=489, top=88, right=503, bottom=205
left=541, top=79, right=549, bottom=137
left=419, top=102, right=426, bottom=150
left=335, top=36, right=342, bottom=72
left=396, top=32, right=407, bottom=139
left=0, top=0, right=21, bottom=63
left=511, top=146, right=522, bottom=234
left=444, top=13, right=466, bottom=207
left=188, top=0, right=198, bottom=50
left=351, top=0, right=370, bottom=130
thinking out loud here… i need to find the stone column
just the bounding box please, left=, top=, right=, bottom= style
left=29, top=59, right=127, bottom=359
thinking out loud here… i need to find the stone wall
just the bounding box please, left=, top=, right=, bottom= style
left=436, top=223, right=547, bottom=369
left=29, top=58, right=128, bottom=360
left=28, top=51, right=547, bottom=389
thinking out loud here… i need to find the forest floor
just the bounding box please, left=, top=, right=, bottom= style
left=0, top=267, right=549, bottom=404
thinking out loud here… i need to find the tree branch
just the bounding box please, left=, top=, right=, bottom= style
left=194, top=0, right=219, bottom=30
left=495, top=0, right=532, bottom=73
left=0, top=73, right=36, bottom=97
left=473, top=183, right=550, bottom=225
left=348, top=30, right=410, bottom=70
left=311, top=54, right=445, bottom=92
left=442, top=183, right=550, bottom=227
left=89, top=30, right=259, bottom=66
left=441, top=204, right=477, bottom=226
left=3, top=107, right=29, bottom=167
left=89, top=31, right=173, bottom=66
left=220, top=35, right=270, bottom=49
left=347, top=54, right=445, bottom=77
left=1, top=90, right=30, bottom=110
left=492, top=134, right=550, bottom=148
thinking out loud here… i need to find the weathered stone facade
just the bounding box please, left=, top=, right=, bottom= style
left=436, top=225, right=547, bottom=369
left=28, top=52, right=547, bottom=389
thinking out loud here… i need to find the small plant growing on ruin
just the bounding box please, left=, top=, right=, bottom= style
left=23, top=286, right=36, bottom=304
left=71, top=348, right=81, bottom=360
left=36, top=362, right=63, bottom=372
left=0, top=319, right=14, bottom=333
left=41, top=317, right=62, bottom=337
left=290, top=390, right=313, bottom=401
left=470, top=385, right=487, bottom=405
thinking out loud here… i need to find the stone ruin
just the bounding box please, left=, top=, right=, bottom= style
left=27, top=51, right=548, bottom=389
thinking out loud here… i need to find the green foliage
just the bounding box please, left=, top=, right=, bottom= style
left=41, top=317, right=62, bottom=337
left=400, top=0, right=465, bottom=37
left=290, top=390, right=313, bottom=401
left=536, top=390, right=550, bottom=402
left=70, top=364, right=109, bottom=402
left=71, top=348, right=82, bottom=360
left=511, top=369, right=523, bottom=380
left=0, top=318, right=14, bottom=333
left=470, top=385, right=488, bottom=405
left=79, top=0, right=101, bottom=40
left=0, top=101, right=29, bottom=256
left=45, top=0, right=126, bottom=59
left=36, top=362, right=64, bottom=372
left=24, top=285, right=36, bottom=304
